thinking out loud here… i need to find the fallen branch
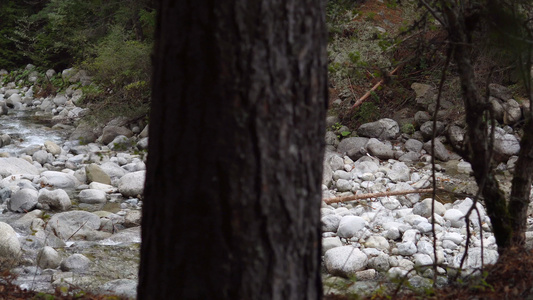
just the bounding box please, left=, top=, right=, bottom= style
left=323, top=188, right=434, bottom=204
left=351, top=65, right=401, bottom=109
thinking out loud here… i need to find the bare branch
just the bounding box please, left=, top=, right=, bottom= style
left=350, top=65, right=401, bottom=110
left=323, top=188, right=434, bottom=205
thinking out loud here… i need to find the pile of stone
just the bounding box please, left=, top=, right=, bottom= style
left=320, top=152, right=499, bottom=292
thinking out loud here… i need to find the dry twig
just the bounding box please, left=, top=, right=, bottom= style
left=350, top=65, right=401, bottom=109
left=323, top=188, right=434, bottom=204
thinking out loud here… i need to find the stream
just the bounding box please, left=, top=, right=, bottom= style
left=0, top=105, right=141, bottom=299
left=0, top=110, right=66, bottom=154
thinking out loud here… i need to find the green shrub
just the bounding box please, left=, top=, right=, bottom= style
left=84, top=26, right=151, bottom=87
left=401, top=123, right=415, bottom=135
left=353, top=101, right=380, bottom=124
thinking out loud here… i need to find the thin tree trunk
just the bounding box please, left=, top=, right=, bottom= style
left=138, top=0, right=327, bottom=299
left=443, top=4, right=513, bottom=252
left=509, top=118, right=533, bottom=245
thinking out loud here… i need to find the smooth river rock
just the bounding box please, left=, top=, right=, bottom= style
left=0, top=222, right=21, bottom=265
left=0, top=157, right=39, bottom=177
left=324, top=246, right=368, bottom=277
left=46, top=211, right=101, bottom=241
left=118, top=171, right=145, bottom=197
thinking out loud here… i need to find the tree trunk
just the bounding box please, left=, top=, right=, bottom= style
left=138, top=0, right=327, bottom=299
left=443, top=4, right=513, bottom=252
left=509, top=118, right=533, bottom=245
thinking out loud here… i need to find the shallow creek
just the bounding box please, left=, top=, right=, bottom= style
left=0, top=109, right=140, bottom=298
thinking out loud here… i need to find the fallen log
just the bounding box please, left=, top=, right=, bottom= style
left=323, top=188, right=434, bottom=204
left=350, top=65, right=400, bottom=110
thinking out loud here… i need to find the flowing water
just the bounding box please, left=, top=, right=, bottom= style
left=0, top=110, right=67, bottom=154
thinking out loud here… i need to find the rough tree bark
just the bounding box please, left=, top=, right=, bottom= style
left=443, top=4, right=514, bottom=252
left=509, top=119, right=533, bottom=245
left=138, top=0, right=327, bottom=299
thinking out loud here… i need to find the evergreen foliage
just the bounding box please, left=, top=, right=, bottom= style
left=0, top=0, right=155, bottom=121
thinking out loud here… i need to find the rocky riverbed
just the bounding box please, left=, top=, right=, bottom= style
left=320, top=82, right=533, bottom=296
left=0, top=66, right=144, bottom=299
left=1, top=66, right=532, bottom=298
